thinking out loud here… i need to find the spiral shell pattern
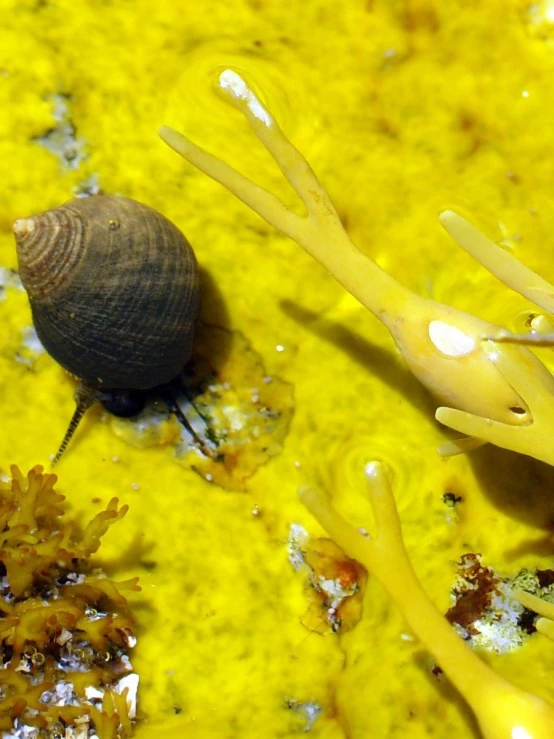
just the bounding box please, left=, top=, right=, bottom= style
left=14, top=195, right=199, bottom=389
left=14, top=206, right=85, bottom=300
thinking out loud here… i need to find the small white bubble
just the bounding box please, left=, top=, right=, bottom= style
left=276, top=344, right=285, bottom=352
left=131, top=482, right=140, bottom=491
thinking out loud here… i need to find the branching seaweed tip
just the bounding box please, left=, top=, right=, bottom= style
left=364, top=461, right=382, bottom=479
left=161, top=68, right=554, bottom=471
left=218, top=69, right=272, bottom=127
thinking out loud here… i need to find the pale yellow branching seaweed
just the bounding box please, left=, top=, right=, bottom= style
left=439, top=211, right=554, bottom=339
left=299, top=462, right=554, bottom=739
left=436, top=339, right=554, bottom=464
left=514, top=589, right=554, bottom=643
left=435, top=212, right=554, bottom=462
left=160, top=70, right=554, bottom=466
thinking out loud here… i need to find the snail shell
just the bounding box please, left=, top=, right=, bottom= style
left=14, top=195, right=199, bottom=389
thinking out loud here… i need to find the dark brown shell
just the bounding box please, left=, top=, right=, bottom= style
left=14, top=195, right=199, bottom=389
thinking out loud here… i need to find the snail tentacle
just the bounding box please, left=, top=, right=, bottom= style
left=160, top=386, right=215, bottom=460
left=53, top=383, right=100, bottom=465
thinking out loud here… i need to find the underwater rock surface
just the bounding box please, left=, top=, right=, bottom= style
left=2, top=0, right=554, bottom=736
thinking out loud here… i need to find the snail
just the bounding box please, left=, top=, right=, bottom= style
left=13, top=194, right=200, bottom=462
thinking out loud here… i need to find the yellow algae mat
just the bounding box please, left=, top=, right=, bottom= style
left=2, top=1, right=554, bottom=737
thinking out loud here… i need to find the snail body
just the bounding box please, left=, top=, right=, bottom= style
left=13, top=194, right=200, bottom=460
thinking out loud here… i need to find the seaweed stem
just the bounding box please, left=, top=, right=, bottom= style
left=160, top=69, right=554, bottom=467
left=299, top=463, right=554, bottom=739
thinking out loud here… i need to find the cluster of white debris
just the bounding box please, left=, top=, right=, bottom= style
left=449, top=555, right=554, bottom=654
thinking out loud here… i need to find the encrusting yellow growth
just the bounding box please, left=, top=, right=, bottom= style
left=514, top=589, right=554, bottom=643
left=159, top=70, right=554, bottom=468
left=299, top=462, right=554, bottom=739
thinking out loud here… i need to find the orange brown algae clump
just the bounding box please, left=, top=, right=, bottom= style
left=446, top=553, right=500, bottom=635
left=0, top=465, right=139, bottom=738
left=288, top=528, right=366, bottom=634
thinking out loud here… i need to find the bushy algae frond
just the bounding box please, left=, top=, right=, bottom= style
left=299, top=463, right=554, bottom=739
left=0, top=465, right=139, bottom=738
left=160, top=70, right=554, bottom=467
